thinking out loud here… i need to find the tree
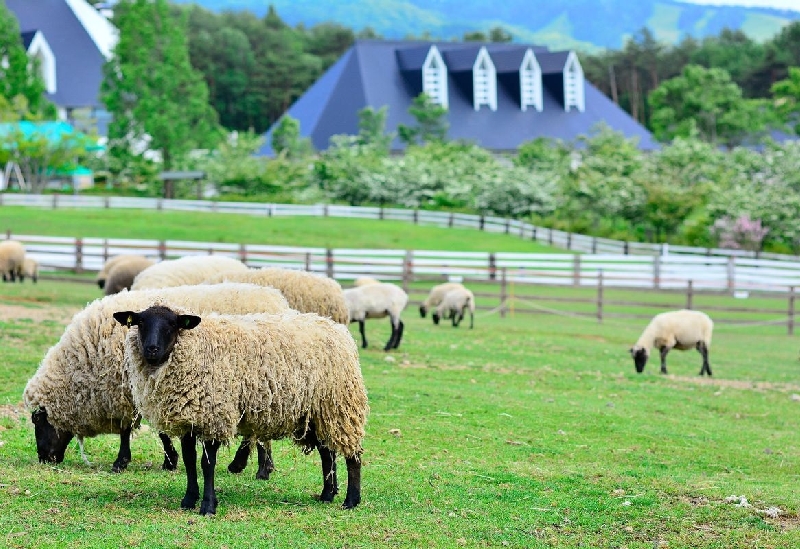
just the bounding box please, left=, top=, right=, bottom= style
left=357, top=106, right=393, bottom=153
left=270, top=115, right=313, bottom=158
left=0, top=3, right=55, bottom=118
left=102, top=0, right=221, bottom=198
left=397, top=94, right=449, bottom=146
left=649, top=65, right=766, bottom=146
left=771, top=67, right=800, bottom=137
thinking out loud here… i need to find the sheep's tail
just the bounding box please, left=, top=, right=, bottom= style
left=77, top=435, right=93, bottom=466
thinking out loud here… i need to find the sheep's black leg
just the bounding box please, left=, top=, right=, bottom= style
left=227, top=438, right=252, bottom=474
left=452, top=312, right=459, bottom=327
left=697, top=341, right=712, bottom=376
left=199, top=440, right=221, bottom=515
left=392, top=320, right=404, bottom=349
left=342, top=456, right=362, bottom=509
left=469, top=309, right=474, bottom=329
left=358, top=320, right=368, bottom=349
left=180, top=434, right=199, bottom=510
left=159, top=432, right=179, bottom=471
left=111, top=426, right=132, bottom=473
left=255, top=440, right=274, bottom=480
left=383, top=318, right=397, bottom=351
left=659, top=346, right=669, bottom=374
left=317, top=445, right=339, bottom=503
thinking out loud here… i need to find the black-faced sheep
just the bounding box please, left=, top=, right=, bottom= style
left=104, top=256, right=155, bottom=295
left=20, top=257, right=39, bottom=283
left=630, top=309, right=713, bottom=376
left=23, top=283, right=290, bottom=474
left=419, top=282, right=465, bottom=319
left=432, top=287, right=475, bottom=328
left=97, top=254, right=149, bottom=290
left=204, top=267, right=350, bottom=325
left=114, top=305, right=368, bottom=515
left=131, top=255, right=248, bottom=290
left=0, top=240, right=26, bottom=282
left=344, top=282, right=408, bottom=351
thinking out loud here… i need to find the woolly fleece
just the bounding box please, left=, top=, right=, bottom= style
left=97, top=255, right=149, bottom=286
left=344, top=282, right=408, bottom=322
left=104, top=256, right=155, bottom=295
left=633, top=309, right=713, bottom=357
left=23, top=283, right=290, bottom=438
left=124, top=309, right=368, bottom=458
left=131, top=255, right=248, bottom=290
left=436, top=287, right=475, bottom=319
left=205, top=267, right=350, bottom=325
left=21, top=257, right=39, bottom=280
left=0, top=240, right=25, bottom=279
left=422, top=282, right=465, bottom=311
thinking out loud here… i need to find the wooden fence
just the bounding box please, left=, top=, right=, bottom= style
left=4, top=192, right=800, bottom=261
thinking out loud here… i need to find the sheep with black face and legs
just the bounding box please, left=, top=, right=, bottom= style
left=343, top=282, right=408, bottom=351
left=97, top=255, right=149, bottom=290
left=23, top=283, right=290, bottom=476
left=0, top=240, right=26, bottom=282
left=114, top=305, right=368, bottom=515
left=104, top=256, right=155, bottom=295
left=432, top=287, right=475, bottom=329
left=630, top=309, right=713, bottom=376
left=419, top=282, right=465, bottom=319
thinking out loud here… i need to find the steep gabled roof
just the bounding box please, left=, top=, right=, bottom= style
left=537, top=51, right=571, bottom=74
left=20, top=30, right=38, bottom=50
left=258, top=40, right=658, bottom=155
left=7, top=0, right=118, bottom=110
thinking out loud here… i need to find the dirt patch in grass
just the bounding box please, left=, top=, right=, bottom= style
left=0, top=303, right=76, bottom=324
left=0, top=403, right=27, bottom=422
left=667, top=375, right=800, bottom=393
left=766, top=512, right=800, bottom=530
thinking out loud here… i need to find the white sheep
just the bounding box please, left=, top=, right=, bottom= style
left=433, top=287, right=475, bottom=329
left=97, top=254, right=149, bottom=290
left=131, top=255, right=248, bottom=290
left=204, top=267, right=349, bottom=324
left=104, top=256, right=155, bottom=295
left=114, top=305, right=369, bottom=515
left=343, top=282, right=408, bottom=351
left=23, top=283, right=290, bottom=475
left=629, top=309, right=713, bottom=376
left=20, top=256, right=39, bottom=283
left=419, top=282, right=465, bottom=319
left=353, top=276, right=381, bottom=287
left=0, top=240, right=26, bottom=282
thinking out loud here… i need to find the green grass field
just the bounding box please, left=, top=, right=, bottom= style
left=1, top=210, right=800, bottom=547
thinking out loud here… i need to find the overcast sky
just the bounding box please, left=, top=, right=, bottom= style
left=678, top=0, right=800, bottom=11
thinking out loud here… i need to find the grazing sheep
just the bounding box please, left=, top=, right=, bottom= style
left=20, top=257, right=39, bottom=283
left=204, top=267, right=349, bottom=325
left=630, top=309, right=713, bottom=376
left=419, top=282, right=465, bottom=319
left=432, top=287, right=475, bottom=329
left=0, top=240, right=26, bottom=282
left=97, top=255, right=149, bottom=290
left=23, top=283, right=290, bottom=475
left=344, top=282, right=408, bottom=351
left=131, top=255, right=247, bottom=291
left=104, top=256, right=155, bottom=295
left=353, top=276, right=381, bottom=287
left=114, top=305, right=369, bottom=515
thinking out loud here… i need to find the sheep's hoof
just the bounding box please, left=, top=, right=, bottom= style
left=227, top=460, right=246, bottom=474
left=199, top=497, right=217, bottom=516
left=255, top=465, right=273, bottom=480
left=181, top=495, right=198, bottom=510
left=162, top=453, right=179, bottom=471
left=342, top=496, right=360, bottom=509
left=111, top=458, right=130, bottom=473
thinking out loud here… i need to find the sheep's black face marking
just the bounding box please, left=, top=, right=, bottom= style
left=631, top=348, right=648, bottom=373
left=97, top=279, right=106, bottom=290
left=31, top=408, right=73, bottom=464
left=113, top=306, right=201, bottom=367
left=419, top=305, right=427, bottom=318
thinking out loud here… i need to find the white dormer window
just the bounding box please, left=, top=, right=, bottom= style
left=564, top=51, right=585, bottom=113
left=473, top=47, right=496, bottom=111
left=27, top=32, right=57, bottom=94
left=520, top=49, right=542, bottom=112
left=423, top=45, right=448, bottom=109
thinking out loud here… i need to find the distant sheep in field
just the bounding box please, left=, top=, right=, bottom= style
left=20, top=257, right=39, bottom=283
left=204, top=267, right=349, bottom=324
left=131, top=255, right=248, bottom=290
left=104, top=256, right=155, bottom=295
left=115, top=305, right=368, bottom=515
left=97, top=255, right=149, bottom=290
left=344, top=282, right=408, bottom=351
left=0, top=240, right=26, bottom=282
left=432, top=287, right=475, bottom=329
left=630, top=309, right=713, bottom=376
left=419, top=282, right=465, bottom=319
left=353, top=277, right=381, bottom=287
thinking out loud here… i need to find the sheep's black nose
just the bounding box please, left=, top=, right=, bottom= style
left=144, top=345, right=160, bottom=356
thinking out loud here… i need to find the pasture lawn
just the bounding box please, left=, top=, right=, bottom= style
left=0, top=206, right=556, bottom=253
left=1, top=280, right=799, bottom=548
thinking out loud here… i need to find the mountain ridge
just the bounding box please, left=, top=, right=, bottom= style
left=172, top=0, right=800, bottom=51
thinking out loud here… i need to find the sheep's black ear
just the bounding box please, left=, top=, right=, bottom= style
left=113, top=311, right=140, bottom=327
left=178, top=315, right=201, bottom=330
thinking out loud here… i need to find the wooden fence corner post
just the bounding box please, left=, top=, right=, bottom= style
left=686, top=280, right=694, bottom=310
left=402, top=250, right=414, bottom=294
left=75, top=237, right=83, bottom=274
left=500, top=267, right=507, bottom=318
left=239, top=243, right=247, bottom=266
left=326, top=248, right=334, bottom=279
left=597, top=269, right=604, bottom=324
left=789, top=286, right=795, bottom=336
left=572, top=254, right=581, bottom=287
left=488, top=252, right=497, bottom=281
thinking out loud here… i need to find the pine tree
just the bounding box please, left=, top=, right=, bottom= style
left=101, top=0, right=220, bottom=197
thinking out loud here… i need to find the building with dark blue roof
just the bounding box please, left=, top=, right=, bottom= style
left=7, top=0, right=117, bottom=133
left=258, top=40, right=659, bottom=156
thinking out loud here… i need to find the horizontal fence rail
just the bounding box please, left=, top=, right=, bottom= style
left=4, top=193, right=800, bottom=261
left=6, top=233, right=800, bottom=294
